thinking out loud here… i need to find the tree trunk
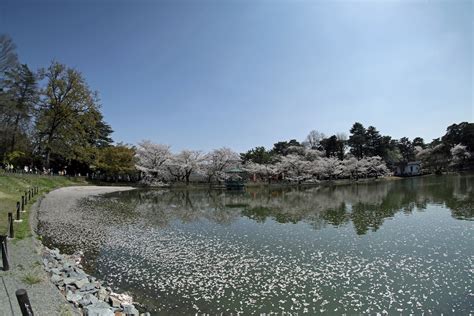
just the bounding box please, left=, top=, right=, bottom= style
left=45, top=150, right=51, bottom=170
left=9, top=114, right=21, bottom=152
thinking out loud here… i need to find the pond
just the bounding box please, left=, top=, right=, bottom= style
left=42, top=174, right=473, bottom=314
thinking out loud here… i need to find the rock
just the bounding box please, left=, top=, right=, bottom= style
left=50, top=248, right=60, bottom=258
left=97, top=288, right=109, bottom=301
left=110, top=292, right=133, bottom=305
left=50, top=274, right=63, bottom=284
left=75, top=267, right=86, bottom=274
left=42, top=247, right=145, bottom=315
left=109, top=296, right=121, bottom=308
left=78, top=293, right=99, bottom=306
left=66, top=284, right=77, bottom=292
left=73, top=278, right=89, bottom=289
left=67, top=271, right=82, bottom=278
left=80, top=282, right=97, bottom=292
left=66, top=290, right=83, bottom=305
left=83, top=303, right=115, bottom=316
left=62, top=262, right=72, bottom=270
left=63, top=277, right=76, bottom=285
left=122, top=304, right=139, bottom=316
left=50, top=268, right=61, bottom=275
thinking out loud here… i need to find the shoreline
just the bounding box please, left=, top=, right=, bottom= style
left=31, top=186, right=146, bottom=316
left=160, top=174, right=405, bottom=190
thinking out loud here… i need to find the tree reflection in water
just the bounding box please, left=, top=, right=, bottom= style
left=99, top=173, right=473, bottom=235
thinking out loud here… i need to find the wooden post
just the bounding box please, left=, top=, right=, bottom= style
left=0, top=235, right=9, bottom=271
left=21, top=196, right=25, bottom=211
left=16, top=202, right=21, bottom=220
left=24, top=191, right=28, bottom=204
left=28, top=189, right=31, bottom=200
left=8, top=212, right=14, bottom=238
left=15, top=289, right=34, bottom=316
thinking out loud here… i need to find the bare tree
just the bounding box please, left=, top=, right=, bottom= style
left=304, top=130, right=325, bottom=149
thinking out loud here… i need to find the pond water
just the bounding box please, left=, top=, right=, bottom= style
left=44, top=174, right=473, bottom=314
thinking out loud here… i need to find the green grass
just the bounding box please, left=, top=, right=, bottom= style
left=21, top=271, right=43, bottom=285
left=0, top=173, right=88, bottom=238
left=59, top=304, right=75, bottom=316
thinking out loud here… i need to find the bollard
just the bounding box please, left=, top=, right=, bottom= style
left=15, top=289, right=34, bottom=316
left=24, top=191, right=28, bottom=204
left=16, top=201, right=21, bottom=220
left=28, top=189, right=31, bottom=200
left=8, top=213, right=14, bottom=238
left=0, top=235, right=9, bottom=271
left=21, top=196, right=25, bottom=211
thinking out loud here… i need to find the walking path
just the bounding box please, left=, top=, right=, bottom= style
left=0, top=186, right=134, bottom=316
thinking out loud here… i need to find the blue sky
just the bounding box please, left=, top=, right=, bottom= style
left=1, top=0, right=472, bottom=152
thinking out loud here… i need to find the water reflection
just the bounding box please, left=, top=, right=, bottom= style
left=105, top=173, right=473, bottom=235
left=56, top=174, right=473, bottom=314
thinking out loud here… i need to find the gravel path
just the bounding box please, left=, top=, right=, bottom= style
left=0, top=186, right=134, bottom=316
left=34, top=186, right=134, bottom=237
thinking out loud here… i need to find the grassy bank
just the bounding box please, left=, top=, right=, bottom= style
left=0, top=173, right=88, bottom=239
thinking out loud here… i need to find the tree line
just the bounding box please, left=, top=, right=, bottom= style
left=135, top=121, right=473, bottom=185
left=0, top=34, right=136, bottom=179
left=240, top=121, right=473, bottom=182
left=1, top=34, right=472, bottom=184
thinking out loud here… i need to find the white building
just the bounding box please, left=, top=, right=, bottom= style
left=395, top=161, right=421, bottom=176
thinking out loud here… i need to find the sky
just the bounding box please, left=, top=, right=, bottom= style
left=0, top=0, right=472, bottom=152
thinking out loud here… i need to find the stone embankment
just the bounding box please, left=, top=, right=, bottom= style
left=34, top=186, right=145, bottom=316
left=43, top=247, right=147, bottom=316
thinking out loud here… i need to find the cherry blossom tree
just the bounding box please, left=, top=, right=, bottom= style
left=243, top=161, right=279, bottom=184
left=277, top=154, right=312, bottom=184
left=135, top=140, right=171, bottom=184
left=315, top=157, right=343, bottom=180
left=168, top=150, right=205, bottom=185
left=364, top=156, right=389, bottom=178
left=450, top=144, right=471, bottom=169
left=202, top=147, right=240, bottom=183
